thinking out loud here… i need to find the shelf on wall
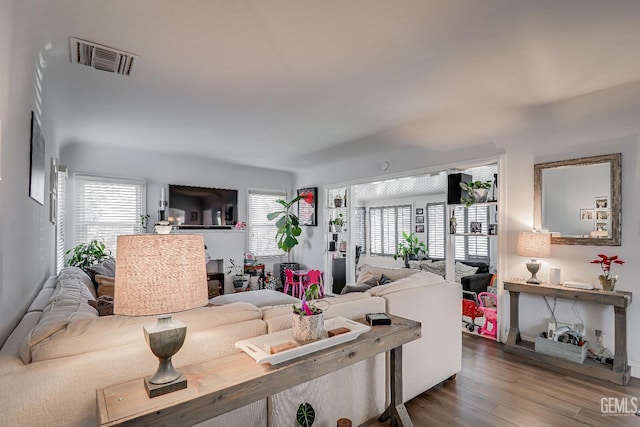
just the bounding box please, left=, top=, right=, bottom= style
left=448, top=201, right=498, bottom=207
left=453, top=233, right=497, bottom=237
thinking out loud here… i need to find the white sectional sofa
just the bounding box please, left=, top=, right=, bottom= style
left=0, top=265, right=461, bottom=426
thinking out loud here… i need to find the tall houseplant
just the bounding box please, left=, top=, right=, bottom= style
left=394, top=232, right=428, bottom=267
left=267, top=191, right=314, bottom=262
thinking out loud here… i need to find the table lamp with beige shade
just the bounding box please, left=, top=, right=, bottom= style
left=516, top=231, right=551, bottom=284
left=114, top=234, right=208, bottom=398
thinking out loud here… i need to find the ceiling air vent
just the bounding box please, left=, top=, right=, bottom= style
left=69, top=37, right=138, bottom=76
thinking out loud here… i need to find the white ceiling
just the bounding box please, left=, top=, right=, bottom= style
left=17, top=0, right=640, bottom=170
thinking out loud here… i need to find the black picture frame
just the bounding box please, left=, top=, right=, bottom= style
left=415, top=215, right=424, bottom=224
left=415, top=208, right=424, bottom=215
left=297, top=187, right=318, bottom=226
left=29, top=111, right=45, bottom=205
left=416, top=225, right=424, bottom=233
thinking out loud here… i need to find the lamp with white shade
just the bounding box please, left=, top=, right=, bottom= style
left=516, top=231, right=551, bottom=284
left=114, top=233, right=208, bottom=397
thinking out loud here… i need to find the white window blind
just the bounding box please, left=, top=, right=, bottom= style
left=454, top=205, right=489, bottom=262
left=74, top=174, right=145, bottom=256
left=426, top=202, right=445, bottom=259
left=248, top=191, right=286, bottom=257
left=56, top=166, right=68, bottom=273
left=355, top=207, right=366, bottom=252
left=370, top=205, right=411, bottom=256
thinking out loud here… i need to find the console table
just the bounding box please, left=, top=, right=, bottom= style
left=504, top=280, right=632, bottom=385
left=97, top=315, right=420, bottom=426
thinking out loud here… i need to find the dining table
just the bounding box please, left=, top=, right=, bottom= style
left=291, top=269, right=309, bottom=298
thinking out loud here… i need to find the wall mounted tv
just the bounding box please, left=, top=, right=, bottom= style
left=168, top=184, right=238, bottom=229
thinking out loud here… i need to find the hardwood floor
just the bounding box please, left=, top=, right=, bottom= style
left=371, top=333, right=640, bottom=426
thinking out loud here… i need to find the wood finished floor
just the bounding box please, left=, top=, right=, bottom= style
left=370, top=333, right=640, bottom=426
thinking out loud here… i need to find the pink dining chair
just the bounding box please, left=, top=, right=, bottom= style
left=283, top=269, right=297, bottom=298
left=303, top=270, right=324, bottom=297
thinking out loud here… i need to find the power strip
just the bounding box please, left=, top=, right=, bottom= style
left=563, top=281, right=594, bottom=290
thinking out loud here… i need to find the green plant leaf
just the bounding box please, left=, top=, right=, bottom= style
left=296, top=402, right=315, bottom=427
left=267, top=211, right=282, bottom=220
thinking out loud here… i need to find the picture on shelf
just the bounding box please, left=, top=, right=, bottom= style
left=470, top=221, right=482, bottom=234
left=595, top=222, right=608, bottom=232
left=415, top=208, right=424, bottom=215
left=415, top=215, right=424, bottom=224
left=488, top=224, right=497, bottom=235
left=595, top=210, right=609, bottom=220
left=415, top=225, right=424, bottom=233
left=579, top=209, right=594, bottom=221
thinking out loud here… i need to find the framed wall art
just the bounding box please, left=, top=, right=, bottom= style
left=297, top=187, right=317, bottom=226
left=29, top=111, right=45, bottom=205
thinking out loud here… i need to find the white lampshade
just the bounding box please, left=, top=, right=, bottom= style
left=114, top=234, right=208, bottom=316
left=517, top=231, right=551, bottom=259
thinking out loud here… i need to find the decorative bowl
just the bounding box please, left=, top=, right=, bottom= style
left=154, top=222, right=173, bottom=234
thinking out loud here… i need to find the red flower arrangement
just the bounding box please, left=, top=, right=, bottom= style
left=590, top=254, right=625, bottom=278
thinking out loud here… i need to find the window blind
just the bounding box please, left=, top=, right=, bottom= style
left=454, top=205, right=489, bottom=262
left=74, top=174, right=145, bottom=256
left=426, top=202, right=445, bottom=258
left=248, top=190, right=286, bottom=257
left=354, top=207, right=366, bottom=252
left=369, top=205, right=411, bottom=256
left=56, top=166, right=68, bottom=273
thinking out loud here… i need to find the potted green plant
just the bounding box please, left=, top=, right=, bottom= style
left=292, top=284, right=325, bottom=344
left=140, top=214, right=150, bottom=233
left=65, top=239, right=111, bottom=270
left=267, top=191, right=314, bottom=263
left=331, top=213, right=345, bottom=232
left=394, top=232, right=428, bottom=267
left=227, top=258, right=248, bottom=290
left=460, top=180, right=492, bottom=207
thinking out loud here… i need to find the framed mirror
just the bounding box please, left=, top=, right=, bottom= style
left=534, top=153, right=621, bottom=246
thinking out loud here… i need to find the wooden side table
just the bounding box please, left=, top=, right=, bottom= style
left=97, top=315, right=420, bottom=426
left=504, top=280, right=632, bottom=385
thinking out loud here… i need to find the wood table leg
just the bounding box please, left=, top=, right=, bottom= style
left=506, top=290, right=520, bottom=346
left=388, top=345, right=413, bottom=427
left=613, top=305, right=627, bottom=372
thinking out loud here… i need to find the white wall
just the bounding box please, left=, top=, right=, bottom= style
left=296, top=81, right=640, bottom=378
left=0, top=1, right=58, bottom=345
left=60, top=143, right=295, bottom=277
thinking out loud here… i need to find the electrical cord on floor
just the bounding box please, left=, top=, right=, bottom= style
left=543, top=296, right=557, bottom=323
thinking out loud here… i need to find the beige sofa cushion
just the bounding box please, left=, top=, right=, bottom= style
left=367, top=271, right=446, bottom=297
left=25, top=302, right=261, bottom=363
left=358, top=264, right=417, bottom=282
left=20, top=267, right=99, bottom=363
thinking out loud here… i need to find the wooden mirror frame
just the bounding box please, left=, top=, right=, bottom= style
left=534, top=153, right=621, bottom=246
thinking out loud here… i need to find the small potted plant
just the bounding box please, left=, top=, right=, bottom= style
left=66, top=239, right=111, bottom=270
left=590, top=254, right=625, bottom=291
left=460, top=180, right=493, bottom=207
left=292, top=284, right=325, bottom=344
left=332, top=213, right=345, bottom=232
left=228, top=258, right=248, bottom=290
left=394, top=231, right=428, bottom=267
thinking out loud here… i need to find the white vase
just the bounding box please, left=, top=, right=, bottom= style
left=292, top=313, right=326, bottom=344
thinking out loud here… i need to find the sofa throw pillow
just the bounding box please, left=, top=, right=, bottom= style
left=407, top=260, right=421, bottom=270
left=95, top=274, right=115, bottom=298
left=340, top=276, right=379, bottom=294
left=356, top=270, right=378, bottom=285
left=418, top=260, right=432, bottom=271
left=422, top=260, right=446, bottom=278
left=88, top=295, right=114, bottom=316
left=378, top=274, right=393, bottom=286
left=455, top=261, right=479, bottom=283
left=85, top=257, right=116, bottom=288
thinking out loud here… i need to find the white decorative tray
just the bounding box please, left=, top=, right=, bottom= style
left=235, top=317, right=371, bottom=365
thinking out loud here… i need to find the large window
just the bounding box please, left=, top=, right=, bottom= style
left=74, top=174, right=145, bottom=256
left=369, top=205, right=411, bottom=256
left=454, top=205, right=489, bottom=262
left=426, top=202, right=446, bottom=258
left=248, top=190, right=286, bottom=257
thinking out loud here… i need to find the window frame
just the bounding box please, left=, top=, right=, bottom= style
left=369, top=204, right=411, bottom=256
left=426, top=202, right=446, bottom=259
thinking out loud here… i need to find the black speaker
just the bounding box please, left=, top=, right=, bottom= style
left=447, top=173, right=472, bottom=205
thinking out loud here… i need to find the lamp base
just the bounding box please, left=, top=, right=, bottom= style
left=144, top=374, right=187, bottom=398
left=526, top=261, right=541, bottom=284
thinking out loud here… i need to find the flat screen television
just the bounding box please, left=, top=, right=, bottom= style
left=168, top=184, right=238, bottom=229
